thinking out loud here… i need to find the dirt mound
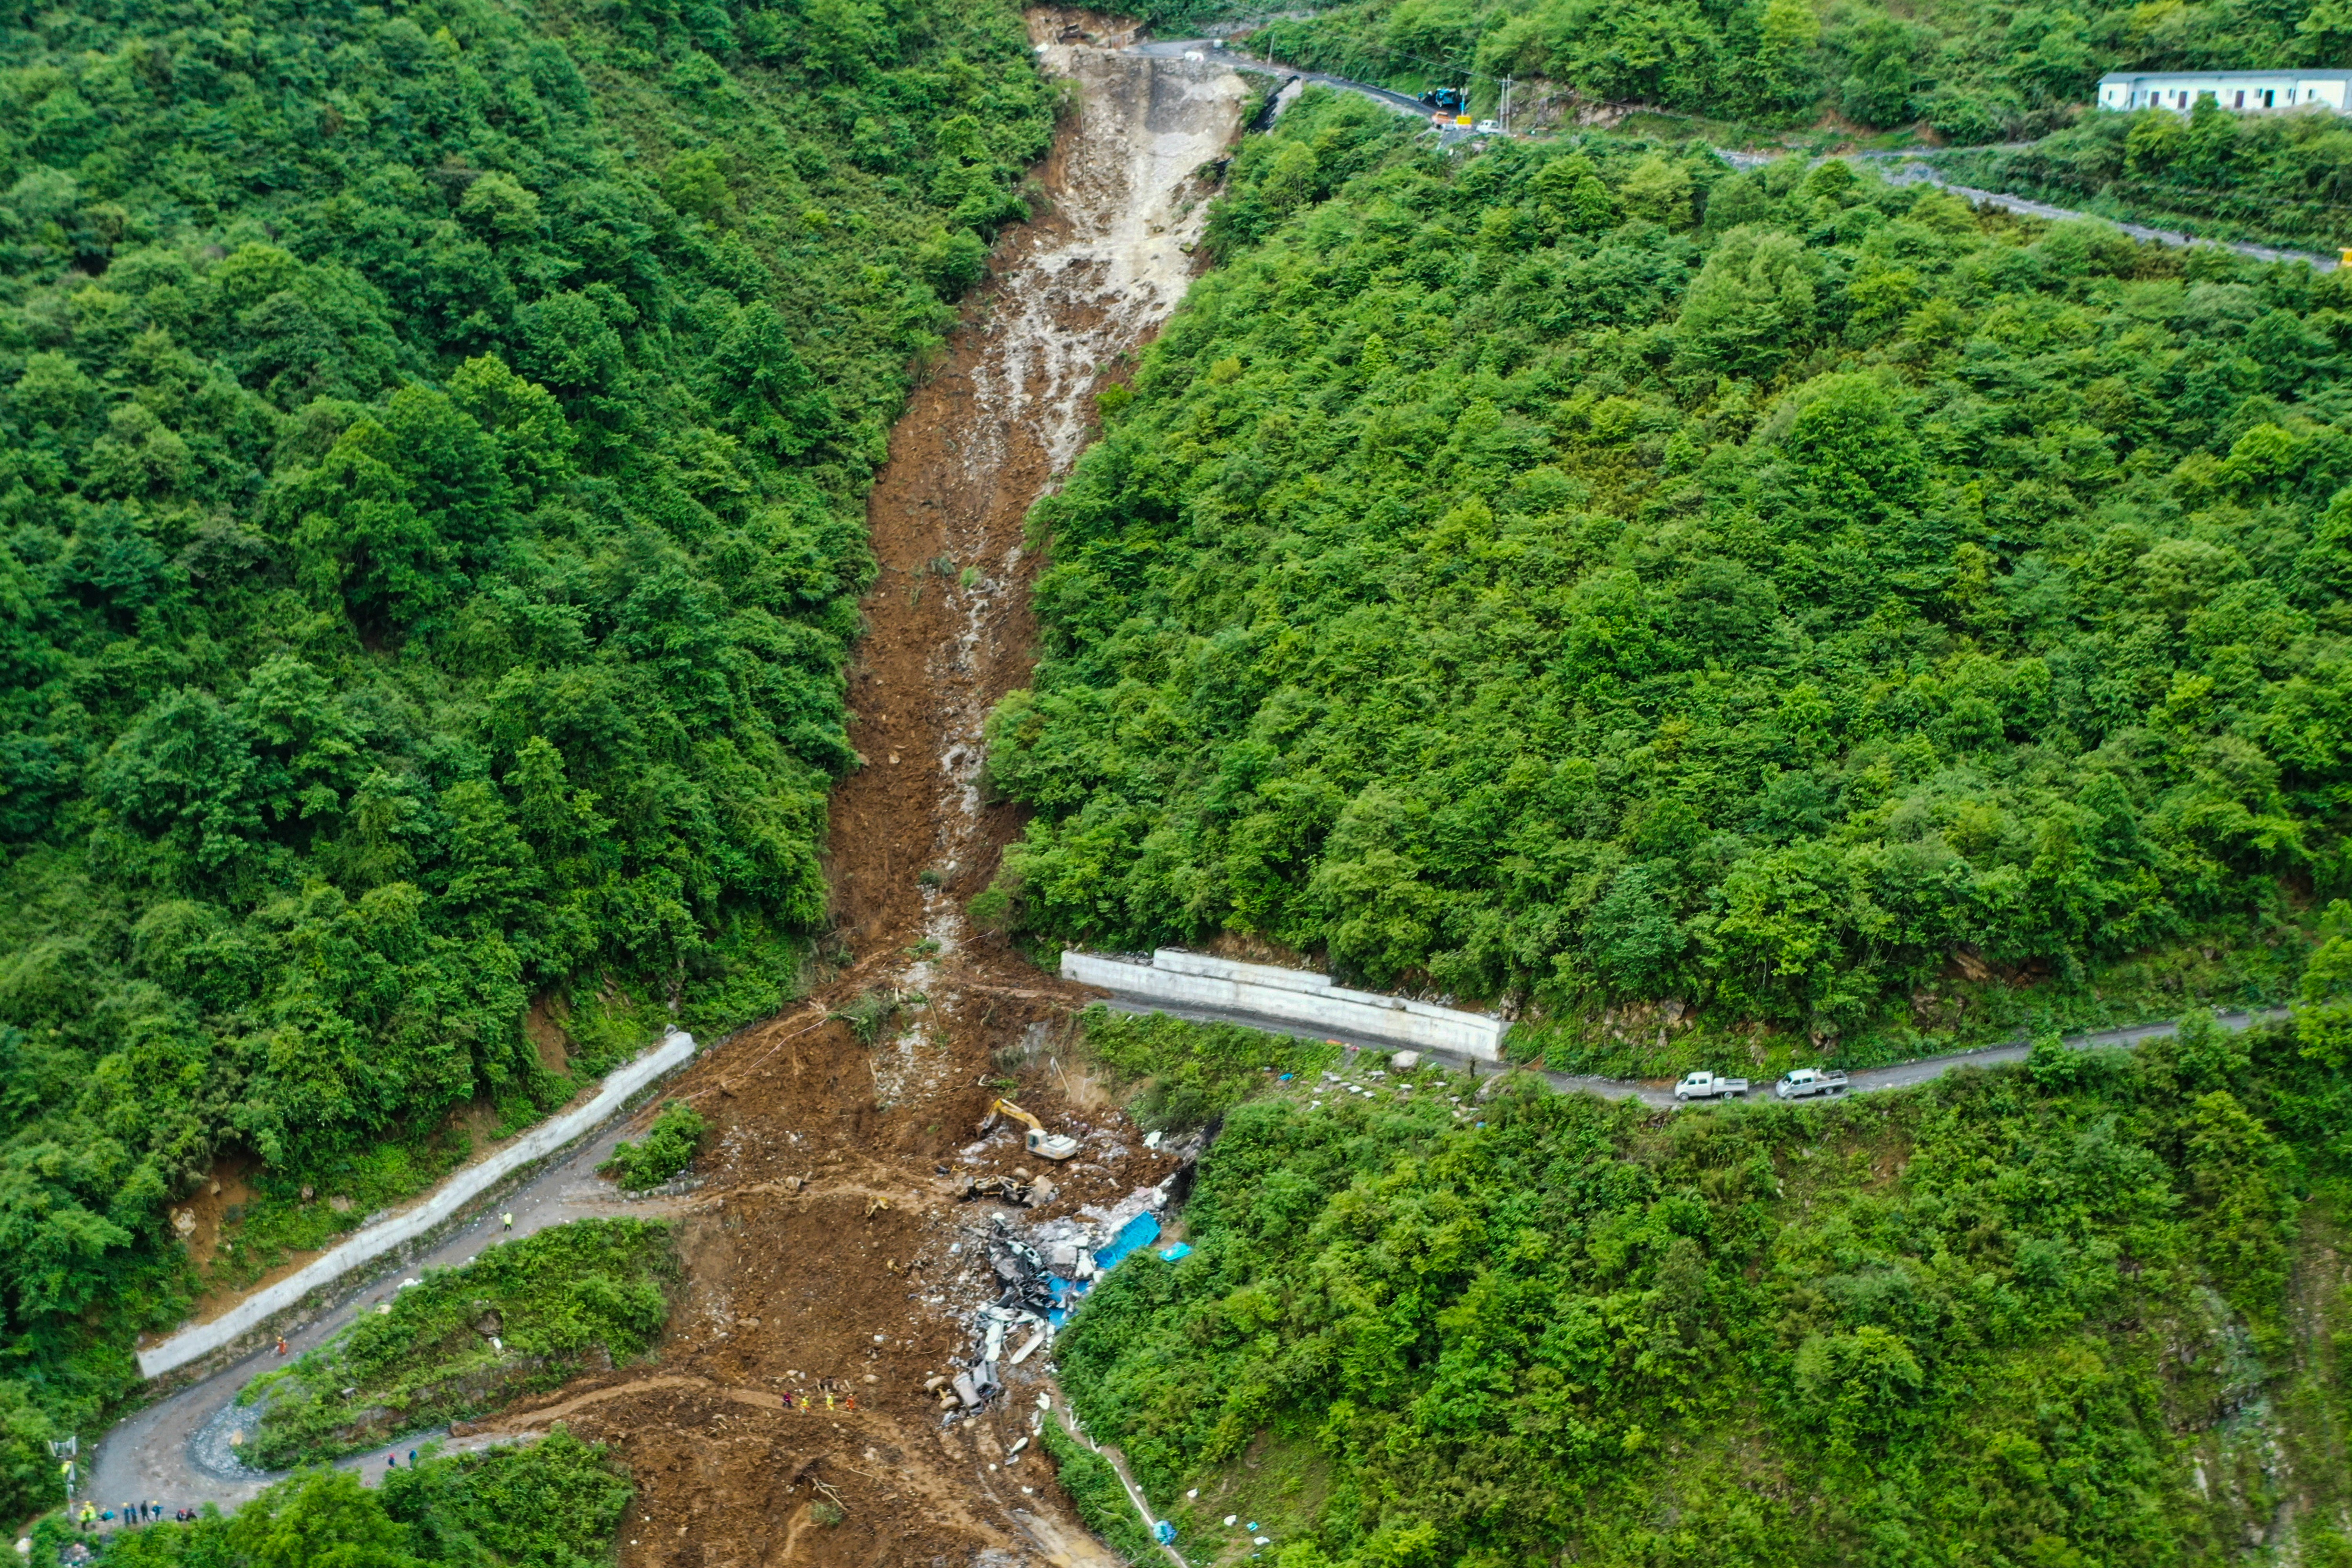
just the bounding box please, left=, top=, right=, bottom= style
left=499, top=38, right=1250, bottom=1568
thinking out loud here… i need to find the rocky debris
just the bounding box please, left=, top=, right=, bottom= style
left=958, top=1169, right=1059, bottom=1207
left=941, top=1170, right=1202, bottom=1421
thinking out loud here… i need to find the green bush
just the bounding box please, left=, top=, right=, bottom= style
left=1039, top=1412, right=1163, bottom=1565
left=101, top=1425, right=630, bottom=1568
left=1223, top=0, right=2331, bottom=138
left=599, top=1102, right=709, bottom=1191
left=243, top=1219, right=674, bottom=1467
left=1079, top=1007, right=1343, bottom=1132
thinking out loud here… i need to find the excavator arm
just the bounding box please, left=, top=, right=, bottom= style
left=989, top=1098, right=1082, bottom=1162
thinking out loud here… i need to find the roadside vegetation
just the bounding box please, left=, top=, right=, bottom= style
left=0, top=0, right=1053, bottom=1515
left=1038, top=1417, right=1166, bottom=1566
left=1077, top=1007, right=1345, bottom=1134
left=1053, top=995, right=2352, bottom=1564
left=238, top=1219, right=673, bottom=1468
left=62, top=1426, right=630, bottom=1568
left=1939, top=99, right=2352, bottom=254
left=1171, top=0, right=2352, bottom=143
left=985, top=91, right=2352, bottom=1079
left=598, top=1101, right=708, bottom=1191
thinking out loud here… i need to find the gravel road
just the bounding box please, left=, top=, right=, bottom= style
left=1093, top=993, right=2292, bottom=1108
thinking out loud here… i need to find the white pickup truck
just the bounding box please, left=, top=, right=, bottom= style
left=1775, top=1067, right=1851, bottom=1100
left=1674, top=1071, right=1749, bottom=1101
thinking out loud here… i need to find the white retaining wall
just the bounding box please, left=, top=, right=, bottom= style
left=136, top=1029, right=699, bottom=1381
left=1062, top=949, right=1507, bottom=1061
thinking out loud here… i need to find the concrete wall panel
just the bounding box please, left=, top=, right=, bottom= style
left=1063, top=950, right=1506, bottom=1060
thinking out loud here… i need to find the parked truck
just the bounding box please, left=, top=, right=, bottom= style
left=1673, top=1071, right=1749, bottom=1101
left=1775, top=1067, right=1850, bottom=1100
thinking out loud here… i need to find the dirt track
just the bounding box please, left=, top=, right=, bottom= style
left=458, top=30, right=1252, bottom=1568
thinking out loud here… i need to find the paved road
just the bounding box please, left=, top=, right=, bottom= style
left=1129, top=38, right=1459, bottom=128
left=80, top=1106, right=697, bottom=1529
left=1716, top=146, right=2337, bottom=272
left=1094, top=993, right=2292, bottom=1108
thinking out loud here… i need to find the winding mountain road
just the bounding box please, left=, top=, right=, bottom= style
left=1140, top=38, right=2341, bottom=272
left=1715, top=147, right=2340, bottom=271
left=80, top=1105, right=698, bottom=1527
left=1082, top=988, right=2293, bottom=1107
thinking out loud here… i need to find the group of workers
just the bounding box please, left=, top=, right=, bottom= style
left=74, top=1501, right=200, bottom=1530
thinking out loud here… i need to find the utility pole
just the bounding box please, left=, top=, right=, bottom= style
left=1501, top=74, right=1512, bottom=131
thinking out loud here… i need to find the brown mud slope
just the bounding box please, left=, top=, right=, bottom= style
left=475, top=32, right=1252, bottom=1568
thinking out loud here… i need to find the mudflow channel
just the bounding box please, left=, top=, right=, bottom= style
left=90, top=35, right=1252, bottom=1568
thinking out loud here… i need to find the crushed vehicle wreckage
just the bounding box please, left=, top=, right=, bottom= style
left=935, top=1136, right=1203, bottom=1417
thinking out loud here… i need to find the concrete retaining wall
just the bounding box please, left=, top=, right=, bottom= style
left=136, top=1029, right=699, bottom=1381
left=1062, top=949, right=1507, bottom=1060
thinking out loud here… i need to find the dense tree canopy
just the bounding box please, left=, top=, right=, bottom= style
left=985, top=94, right=2352, bottom=1072
left=0, top=0, right=1051, bottom=1515
left=1056, top=1009, right=2352, bottom=1568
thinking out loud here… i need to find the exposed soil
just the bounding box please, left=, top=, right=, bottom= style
left=456, top=33, right=1253, bottom=1568
left=168, top=1157, right=261, bottom=1276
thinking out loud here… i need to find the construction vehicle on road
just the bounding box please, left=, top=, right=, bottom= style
left=1673, top=1071, right=1749, bottom=1101
left=1775, top=1067, right=1851, bottom=1100
left=986, top=1099, right=1082, bottom=1161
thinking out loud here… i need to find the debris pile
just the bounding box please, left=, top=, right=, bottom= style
left=939, top=1170, right=1199, bottom=1419
left=957, top=1169, right=1059, bottom=1207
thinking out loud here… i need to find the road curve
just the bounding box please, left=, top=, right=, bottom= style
left=80, top=1107, right=701, bottom=1528
left=1127, top=38, right=1448, bottom=123
left=1086, top=990, right=2292, bottom=1108
left=1714, top=146, right=2338, bottom=272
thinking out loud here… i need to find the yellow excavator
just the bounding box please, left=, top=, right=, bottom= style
left=987, top=1099, right=1081, bottom=1162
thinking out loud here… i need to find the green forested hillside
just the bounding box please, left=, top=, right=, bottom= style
left=984, top=93, right=2352, bottom=1071
left=1220, top=0, right=2352, bottom=141
left=1938, top=99, right=2352, bottom=252
left=1058, top=1007, right=2352, bottom=1568
left=0, top=0, right=1049, bottom=1510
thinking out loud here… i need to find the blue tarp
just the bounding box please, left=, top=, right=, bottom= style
left=1093, top=1210, right=1161, bottom=1271
left=1044, top=1213, right=1174, bottom=1327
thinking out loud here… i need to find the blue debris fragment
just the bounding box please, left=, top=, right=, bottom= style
left=1155, top=1521, right=1177, bottom=1544
left=1093, top=1210, right=1161, bottom=1271
left=1158, top=1242, right=1193, bottom=1262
